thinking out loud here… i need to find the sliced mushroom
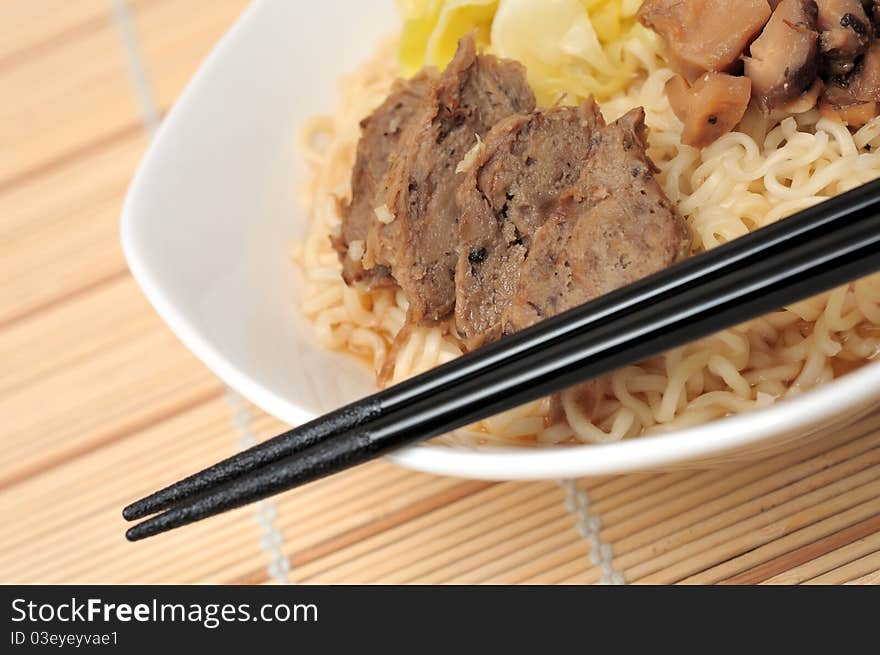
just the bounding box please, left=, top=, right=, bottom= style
left=846, top=39, right=880, bottom=102
left=818, top=43, right=880, bottom=127
left=638, top=0, right=772, bottom=81
left=866, top=0, right=880, bottom=25
left=816, top=0, right=873, bottom=76
left=665, top=75, right=692, bottom=118
left=745, top=0, right=820, bottom=110
left=666, top=72, right=753, bottom=147
left=778, top=78, right=825, bottom=112
left=819, top=94, right=878, bottom=125
left=820, top=81, right=878, bottom=125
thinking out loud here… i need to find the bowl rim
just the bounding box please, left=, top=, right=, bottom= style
left=121, top=0, right=880, bottom=481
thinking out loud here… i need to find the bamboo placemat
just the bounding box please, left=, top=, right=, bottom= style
left=1, top=0, right=878, bottom=585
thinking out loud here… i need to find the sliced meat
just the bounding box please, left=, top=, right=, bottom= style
left=504, top=109, right=691, bottom=334
left=454, top=101, right=606, bottom=348
left=334, top=70, right=434, bottom=287
left=745, top=0, right=820, bottom=110
left=816, top=0, right=873, bottom=75
left=638, top=0, right=772, bottom=81
left=666, top=72, right=752, bottom=147
left=363, top=36, right=536, bottom=324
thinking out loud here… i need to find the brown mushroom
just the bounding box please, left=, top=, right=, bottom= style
left=818, top=44, right=880, bottom=128
left=666, top=72, right=753, bottom=147
left=816, top=0, right=873, bottom=76
left=819, top=41, right=880, bottom=127
left=819, top=95, right=878, bottom=125
left=846, top=39, right=880, bottom=102
left=778, top=78, right=825, bottom=113
left=745, top=0, right=820, bottom=110
left=820, top=81, right=877, bottom=125
left=866, top=0, right=880, bottom=25
left=638, top=0, right=772, bottom=81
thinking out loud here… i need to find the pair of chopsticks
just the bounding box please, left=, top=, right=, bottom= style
left=124, top=178, right=880, bottom=541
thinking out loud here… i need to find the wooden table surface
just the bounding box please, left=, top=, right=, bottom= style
left=1, top=0, right=878, bottom=585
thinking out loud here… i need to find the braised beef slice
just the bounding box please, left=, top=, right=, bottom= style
left=817, top=0, right=873, bottom=75
left=364, top=36, right=536, bottom=324
left=334, top=70, right=434, bottom=287
left=454, top=101, right=606, bottom=348
left=504, top=109, right=691, bottom=334
left=638, top=0, right=772, bottom=81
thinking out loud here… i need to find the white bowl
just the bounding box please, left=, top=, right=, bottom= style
left=121, top=0, right=880, bottom=480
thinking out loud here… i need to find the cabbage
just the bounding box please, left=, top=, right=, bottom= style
left=397, top=0, right=658, bottom=103
left=398, top=0, right=443, bottom=76
left=428, top=0, right=498, bottom=70
left=398, top=0, right=497, bottom=76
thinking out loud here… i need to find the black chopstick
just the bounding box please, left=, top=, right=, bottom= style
left=124, top=178, right=880, bottom=522
left=125, top=179, right=880, bottom=541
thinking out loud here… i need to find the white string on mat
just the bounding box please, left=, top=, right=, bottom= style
left=107, top=0, right=161, bottom=133
left=561, top=480, right=626, bottom=585
left=225, top=389, right=292, bottom=584
left=109, top=0, right=292, bottom=584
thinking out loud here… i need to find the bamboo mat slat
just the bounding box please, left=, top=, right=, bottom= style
left=290, top=482, right=556, bottom=580
left=0, top=1, right=111, bottom=69
left=0, top=133, right=146, bottom=325
left=0, top=18, right=140, bottom=187
left=762, top=530, right=880, bottom=584
left=622, top=458, right=880, bottom=583
left=133, top=0, right=250, bottom=109
left=609, top=432, right=880, bottom=561
left=0, top=275, right=223, bottom=488
left=0, top=0, right=877, bottom=585
left=601, top=419, right=880, bottom=548
left=844, top=568, right=880, bottom=584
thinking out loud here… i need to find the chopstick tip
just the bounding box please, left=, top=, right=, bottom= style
left=125, top=516, right=169, bottom=541
left=125, top=524, right=148, bottom=542
left=122, top=503, right=143, bottom=522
